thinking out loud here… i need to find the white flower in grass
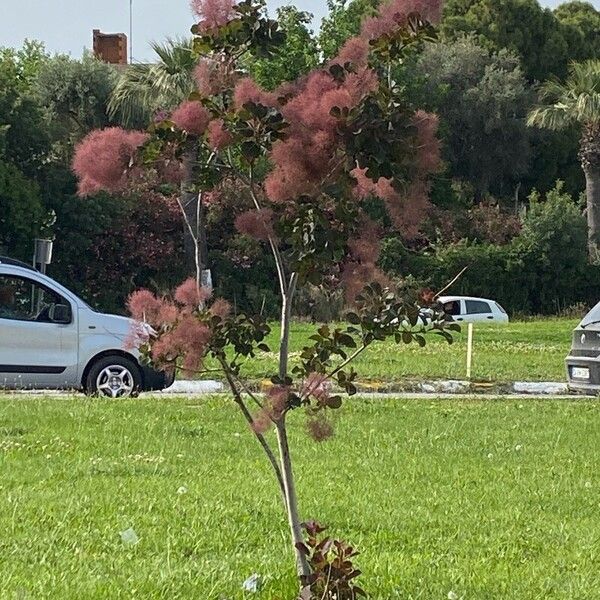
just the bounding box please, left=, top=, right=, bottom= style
left=487, top=453, right=493, bottom=459
left=177, top=486, right=188, bottom=495
left=120, top=527, right=139, bottom=546
left=448, top=591, right=459, bottom=600
left=242, top=573, right=262, bottom=592
left=515, top=444, right=522, bottom=451
left=585, top=481, right=592, bottom=488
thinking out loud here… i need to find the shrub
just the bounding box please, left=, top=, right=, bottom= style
left=380, top=182, right=600, bottom=315
left=49, top=184, right=185, bottom=313
left=294, top=284, right=346, bottom=322
left=0, top=160, right=45, bottom=258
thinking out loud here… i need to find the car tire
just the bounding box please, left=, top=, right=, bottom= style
left=85, top=355, right=142, bottom=398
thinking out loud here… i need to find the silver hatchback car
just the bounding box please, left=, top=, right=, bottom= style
left=0, top=257, right=174, bottom=397
left=566, top=301, right=600, bottom=394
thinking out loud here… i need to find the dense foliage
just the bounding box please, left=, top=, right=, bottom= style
left=0, top=0, right=599, bottom=317
left=381, top=183, right=598, bottom=315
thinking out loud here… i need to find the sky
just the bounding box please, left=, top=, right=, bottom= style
left=1, top=0, right=598, bottom=63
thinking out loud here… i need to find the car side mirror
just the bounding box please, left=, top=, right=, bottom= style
left=50, top=303, right=71, bottom=324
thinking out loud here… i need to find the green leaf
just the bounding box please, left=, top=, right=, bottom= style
left=338, top=334, right=357, bottom=348
left=346, top=312, right=361, bottom=325
left=327, top=396, right=343, bottom=409
left=318, top=325, right=330, bottom=338
left=240, top=141, right=261, bottom=162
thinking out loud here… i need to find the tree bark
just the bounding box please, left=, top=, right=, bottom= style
left=580, top=123, right=600, bottom=263
left=584, top=166, right=600, bottom=263
left=275, top=274, right=311, bottom=589
left=279, top=274, right=297, bottom=380
left=181, top=145, right=209, bottom=276
left=275, top=420, right=311, bottom=587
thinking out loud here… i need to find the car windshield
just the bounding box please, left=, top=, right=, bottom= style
left=580, top=301, right=600, bottom=328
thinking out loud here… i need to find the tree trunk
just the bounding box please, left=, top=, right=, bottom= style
left=276, top=274, right=311, bottom=590
left=275, top=421, right=311, bottom=588
left=181, top=145, right=209, bottom=276
left=580, top=123, right=600, bottom=263
left=584, top=166, right=600, bottom=263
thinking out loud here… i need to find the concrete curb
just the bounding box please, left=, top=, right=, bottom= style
left=4, top=380, right=579, bottom=397
left=157, top=379, right=574, bottom=396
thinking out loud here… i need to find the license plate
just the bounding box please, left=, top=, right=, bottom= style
left=572, top=367, right=590, bottom=380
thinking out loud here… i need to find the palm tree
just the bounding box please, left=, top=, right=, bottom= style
left=528, top=60, right=600, bottom=261
left=108, top=38, right=196, bottom=126
left=108, top=38, right=208, bottom=275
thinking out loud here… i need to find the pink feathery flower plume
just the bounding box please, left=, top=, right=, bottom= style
left=151, top=316, right=211, bottom=373
left=191, top=0, right=238, bottom=33
left=252, top=385, right=288, bottom=434
left=174, top=278, right=212, bottom=308
left=194, top=58, right=239, bottom=97
left=306, top=415, right=334, bottom=442
left=413, top=110, right=441, bottom=175
left=361, top=0, right=442, bottom=41
left=171, top=101, right=211, bottom=136
left=233, top=78, right=277, bottom=111
left=234, top=208, right=275, bottom=241
left=207, top=119, right=234, bottom=151
left=302, top=373, right=330, bottom=404
left=72, top=127, right=148, bottom=197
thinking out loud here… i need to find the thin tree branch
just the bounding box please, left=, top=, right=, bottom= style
left=232, top=373, right=264, bottom=410
left=279, top=273, right=298, bottom=380
left=221, top=154, right=288, bottom=295
left=218, top=358, right=286, bottom=503
left=246, top=165, right=288, bottom=298
left=434, top=266, right=469, bottom=300
left=299, top=343, right=369, bottom=404
left=275, top=420, right=311, bottom=582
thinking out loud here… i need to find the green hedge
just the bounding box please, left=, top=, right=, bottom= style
left=380, top=183, right=600, bottom=315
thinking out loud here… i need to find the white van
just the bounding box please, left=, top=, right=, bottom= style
left=0, top=257, right=174, bottom=397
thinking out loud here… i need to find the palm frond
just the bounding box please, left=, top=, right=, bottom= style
left=575, top=92, right=600, bottom=123
left=150, top=38, right=195, bottom=74
left=527, top=105, right=573, bottom=130
left=108, top=64, right=156, bottom=127
left=536, top=78, right=568, bottom=104
left=528, top=59, right=600, bottom=130
left=109, top=38, right=197, bottom=128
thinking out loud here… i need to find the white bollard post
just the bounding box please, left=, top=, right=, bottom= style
left=466, top=322, right=474, bottom=380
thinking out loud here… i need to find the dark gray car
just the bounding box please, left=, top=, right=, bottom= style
left=566, top=302, right=600, bottom=393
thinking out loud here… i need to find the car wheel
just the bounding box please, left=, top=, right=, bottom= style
left=86, top=356, right=142, bottom=398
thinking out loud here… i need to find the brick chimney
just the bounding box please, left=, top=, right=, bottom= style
left=93, top=29, right=128, bottom=65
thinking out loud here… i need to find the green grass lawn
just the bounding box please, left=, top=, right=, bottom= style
left=225, top=318, right=578, bottom=384
left=1, top=394, right=600, bottom=598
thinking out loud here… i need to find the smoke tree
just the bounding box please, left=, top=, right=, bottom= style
left=73, top=0, right=456, bottom=594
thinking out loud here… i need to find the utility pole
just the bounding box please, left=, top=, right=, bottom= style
left=129, top=0, right=133, bottom=63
